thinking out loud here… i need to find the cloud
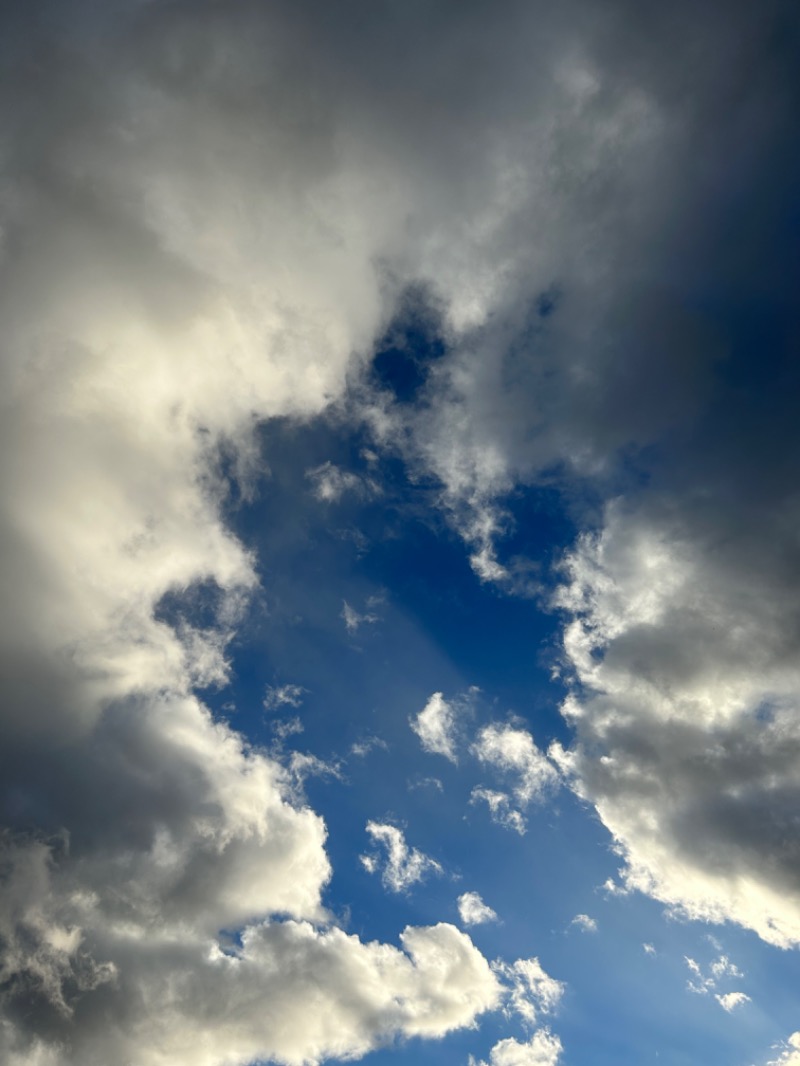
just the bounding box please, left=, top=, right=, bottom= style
left=569, top=914, right=597, bottom=934
left=715, top=991, right=750, bottom=1013
left=458, top=892, right=499, bottom=927
left=1, top=0, right=797, bottom=1061
left=494, top=956, right=564, bottom=1027
left=306, top=461, right=378, bottom=503
left=768, top=1033, right=800, bottom=1066
left=552, top=498, right=800, bottom=947
left=470, top=787, right=528, bottom=835
left=264, top=684, right=306, bottom=711
left=684, top=953, right=744, bottom=997
left=361, top=822, right=443, bottom=894
left=411, top=691, right=461, bottom=762
left=341, top=599, right=381, bottom=634
left=350, top=735, right=388, bottom=758
left=470, top=1029, right=563, bottom=1066
left=472, top=723, right=559, bottom=807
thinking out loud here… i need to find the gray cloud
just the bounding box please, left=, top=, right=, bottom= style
left=1, top=0, right=798, bottom=1061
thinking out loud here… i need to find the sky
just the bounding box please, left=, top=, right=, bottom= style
left=1, top=1, right=800, bottom=1065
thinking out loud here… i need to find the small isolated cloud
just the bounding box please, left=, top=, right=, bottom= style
left=361, top=822, right=443, bottom=893
left=472, top=723, right=559, bottom=807
left=350, top=735, right=388, bottom=758
left=408, top=775, right=444, bottom=793
left=494, top=956, right=564, bottom=1027
left=470, top=787, right=527, bottom=834
left=569, top=914, right=597, bottom=933
left=643, top=943, right=656, bottom=956
left=715, top=991, right=751, bottom=1012
left=264, top=684, right=306, bottom=711
left=306, top=461, right=378, bottom=503
left=411, top=692, right=460, bottom=762
left=470, top=1029, right=563, bottom=1066
left=341, top=597, right=382, bottom=634
left=458, top=892, right=498, bottom=927
left=768, top=1033, right=800, bottom=1066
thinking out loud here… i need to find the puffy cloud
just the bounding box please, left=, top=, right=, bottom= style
left=715, top=992, right=750, bottom=1013
left=768, top=1033, right=800, bottom=1066
left=411, top=691, right=461, bottom=763
left=1, top=0, right=797, bottom=1061
left=361, top=823, right=443, bottom=893
left=0, top=1, right=569, bottom=1059
left=569, top=914, right=597, bottom=933
left=494, top=957, right=564, bottom=1027
left=553, top=499, right=800, bottom=946
left=470, top=1029, right=563, bottom=1066
left=458, top=892, right=499, bottom=927
left=473, top=724, right=559, bottom=807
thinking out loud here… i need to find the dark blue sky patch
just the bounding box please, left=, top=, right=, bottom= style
left=370, top=284, right=447, bottom=403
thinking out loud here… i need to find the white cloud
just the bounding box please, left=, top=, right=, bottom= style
left=684, top=953, right=745, bottom=997
left=350, top=735, right=388, bottom=758
left=458, top=892, right=499, bottom=927
left=569, top=914, right=597, bottom=933
left=472, top=724, right=559, bottom=807
left=470, top=1029, right=563, bottom=1066
left=470, top=787, right=527, bottom=835
left=411, top=691, right=461, bottom=763
left=264, top=684, right=306, bottom=711
left=768, top=1033, right=800, bottom=1066
left=361, top=822, right=443, bottom=893
left=715, top=991, right=751, bottom=1013
left=494, top=956, right=564, bottom=1027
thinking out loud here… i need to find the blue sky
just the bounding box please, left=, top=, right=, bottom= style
left=1, top=2, right=800, bottom=1065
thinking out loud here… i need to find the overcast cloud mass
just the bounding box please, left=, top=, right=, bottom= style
left=1, top=1, right=799, bottom=1064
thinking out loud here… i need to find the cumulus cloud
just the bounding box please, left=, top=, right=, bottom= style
left=470, top=1029, right=563, bottom=1066
left=768, top=1033, right=800, bottom=1066
left=552, top=498, right=800, bottom=947
left=0, top=0, right=564, bottom=1058
left=361, top=823, right=443, bottom=894
left=1, top=0, right=798, bottom=1061
left=411, top=691, right=462, bottom=762
left=458, top=892, right=499, bottom=927
left=715, top=991, right=750, bottom=1013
